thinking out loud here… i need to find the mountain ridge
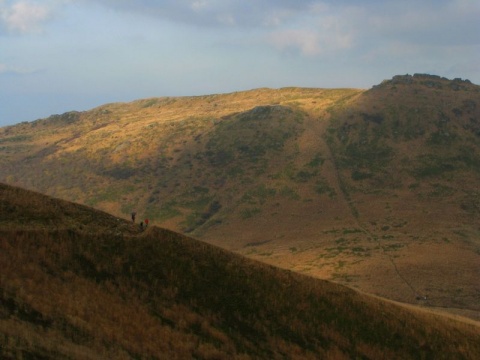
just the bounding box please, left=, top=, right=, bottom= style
left=1, top=182, right=480, bottom=359
left=1, top=74, right=479, bottom=321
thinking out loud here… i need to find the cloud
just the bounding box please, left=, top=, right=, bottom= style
left=359, top=0, right=480, bottom=46
left=268, top=29, right=322, bottom=56
left=81, top=1, right=358, bottom=57
left=70, top=1, right=475, bottom=51
left=263, top=3, right=356, bottom=57
left=267, top=27, right=353, bottom=57
left=83, top=0, right=319, bottom=28
left=0, top=62, right=37, bottom=74
left=0, top=0, right=55, bottom=34
left=83, top=1, right=478, bottom=60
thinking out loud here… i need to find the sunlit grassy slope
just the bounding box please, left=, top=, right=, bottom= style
left=1, top=183, right=480, bottom=359
left=1, top=74, right=479, bottom=321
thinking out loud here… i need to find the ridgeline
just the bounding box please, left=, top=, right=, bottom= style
left=1, top=183, right=480, bottom=359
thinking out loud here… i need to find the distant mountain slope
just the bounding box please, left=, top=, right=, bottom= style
left=1, top=75, right=479, bottom=321
left=1, top=183, right=480, bottom=359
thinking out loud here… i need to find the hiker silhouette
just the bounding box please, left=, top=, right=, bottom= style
left=131, top=211, right=136, bottom=223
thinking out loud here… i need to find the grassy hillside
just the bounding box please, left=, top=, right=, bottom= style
left=0, top=75, right=479, bottom=321
left=1, top=183, right=480, bottom=359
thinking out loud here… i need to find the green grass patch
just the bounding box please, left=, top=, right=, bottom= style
left=0, top=135, right=32, bottom=143
left=412, top=156, right=456, bottom=178
left=140, top=99, right=159, bottom=108
left=428, top=183, right=455, bottom=197
left=279, top=186, right=301, bottom=200
left=87, top=185, right=134, bottom=207
left=384, top=243, right=404, bottom=251
left=352, top=247, right=369, bottom=254
left=342, top=228, right=363, bottom=235
left=335, top=237, right=348, bottom=244
left=240, top=207, right=261, bottom=219
left=307, top=153, right=325, bottom=167
left=241, top=185, right=276, bottom=205
left=351, top=170, right=373, bottom=181
left=427, top=130, right=457, bottom=146
left=315, top=179, right=336, bottom=198
left=149, top=200, right=182, bottom=221
left=342, top=142, right=394, bottom=171
left=294, top=169, right=317, bottom=183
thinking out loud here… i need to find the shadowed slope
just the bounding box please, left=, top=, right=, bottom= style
left=1, top=183, right=480, bottom=359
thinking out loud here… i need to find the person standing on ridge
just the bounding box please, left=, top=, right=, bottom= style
left=131, top=211, right=136, bottom=223
left=145, top=218, right=149, bottom=227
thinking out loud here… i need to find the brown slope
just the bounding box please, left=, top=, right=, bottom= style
left=1, top=182, right=480, bottom=359
left=0, top=78, right=479, bottom=322
left=318, top=74, right=480, bottom=318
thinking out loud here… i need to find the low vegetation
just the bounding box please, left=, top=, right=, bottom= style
left=1, top=183, right=480, bottom=359
left=1, top=75, right=480, bottom=324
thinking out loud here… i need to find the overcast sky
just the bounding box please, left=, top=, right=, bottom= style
left=1, top=0, right=479, bottom=126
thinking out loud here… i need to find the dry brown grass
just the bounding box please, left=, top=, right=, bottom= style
left=1, top=183, right=480, bottom=359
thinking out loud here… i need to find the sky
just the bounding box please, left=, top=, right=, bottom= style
left=1, top=0, right=479, bottom=127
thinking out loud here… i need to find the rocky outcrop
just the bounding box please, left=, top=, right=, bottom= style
left=372, top=73, right=475, bottom=91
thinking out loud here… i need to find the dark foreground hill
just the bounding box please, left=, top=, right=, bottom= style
left=1, top=74, right=479, bottom=322
left=1, top=183, right=480, bottom=359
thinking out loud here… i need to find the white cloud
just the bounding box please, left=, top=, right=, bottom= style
left=191, top=0, right=208, bottom=12
left=0, top=62, right=37, bottom=74
left=360, top=0, right=480, bottom=46
left=82, top=0, right=318, bottom=28
left=268, top=29, right=322, bottom=56
left=267, top=25, right=353, bottom=57
left=265, top=4, right=354, bottom=58
left=0, top=0, right=53, bottom=34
